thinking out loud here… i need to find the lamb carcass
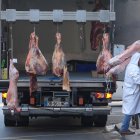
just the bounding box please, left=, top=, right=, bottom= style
left=106, top=40, right=140, bottom=77
left=52, top=32, right=66, bottom=77
left=106, top=57, right=131, bottom=77
left=25, top=32, right=48, bottom=94
left=96, top=33, right=112, bottom=74
left=108, top=40, right=140, bottom=66
left=25, top=32, right=48, bottom=75
left=6, top=59, right=20, bottom=111
left=52, top=33, right=71, bottom=91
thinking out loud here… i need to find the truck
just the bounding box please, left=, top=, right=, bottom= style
left=0, top=0, right=116, bottom=127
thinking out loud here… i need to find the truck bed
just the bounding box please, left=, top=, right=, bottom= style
left=0, top=72, right=116, bottom=91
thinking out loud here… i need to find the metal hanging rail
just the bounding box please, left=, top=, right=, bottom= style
left=0, top=9, right=115, bottom=23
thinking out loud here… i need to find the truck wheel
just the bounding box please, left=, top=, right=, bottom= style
left=93, top=115, right=107, bottom=127
left=17, top=116, right=29, bottom=127
left=81, top=116, right=94, bottom=127
left=4, top=115, right=16, bottom=127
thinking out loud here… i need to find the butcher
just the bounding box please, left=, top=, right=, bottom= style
left=119, top=52, right=140, bottom=135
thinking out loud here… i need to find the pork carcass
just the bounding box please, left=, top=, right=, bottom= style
left=25, top=32, right=48, bottom=94
left=96, top=33, right=112, bottom=74
left=6, top=59, right=20, bottom=111
left=63, top=66, right=71, bottom=92
left=108, top=40, right=140, bottom=66
left=52, top=32, right=66, bottom=77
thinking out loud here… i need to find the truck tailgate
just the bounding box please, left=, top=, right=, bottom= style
left=0, top=72, right=116, bottom=90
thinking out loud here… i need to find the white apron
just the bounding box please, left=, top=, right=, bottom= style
left=122, top=52, right=140, bottom=115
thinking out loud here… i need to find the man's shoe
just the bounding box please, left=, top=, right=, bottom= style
left=120, top=130, right=135, bottom=135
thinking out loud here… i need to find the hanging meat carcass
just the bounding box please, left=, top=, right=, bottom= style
left=25, top=32, right=48, bottom=75
left=106, top=57, right=131, bottom=77
left=108, top=40, right=140, bottom=66
left=52, top=32, right=71, bottom=91
left=90, top=0, right=109, bottom=50
left=63, top=66, right=71, bottom=92
left=6, top=59, right=20, bottom=111
left=106, top=40, right=140, bottom=77
left=96, top=32, right=112, bottom=74
left=25, top=32, right=48, bottom=94
left=52, top=32, right=66, bottom=77
left=90, top=22, right=107, bottom=50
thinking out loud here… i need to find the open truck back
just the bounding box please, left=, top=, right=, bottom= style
left=0, top=0, right=116, bottom=127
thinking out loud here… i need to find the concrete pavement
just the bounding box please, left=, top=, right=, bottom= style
left=0, top=93, right=3, bottom=107
left=0, top=103, right=3, bottom=107
left=109, top=101, right=122, bottom=107
left=109, top=101, right=140, bottom=139
left=1, top=92, right=139, bottom=140
left=106, top=122, right=140, bottom=140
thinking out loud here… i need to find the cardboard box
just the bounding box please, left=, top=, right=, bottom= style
left=98, top=73, right=104, bottom=78
left=91, top=71, right=104, bottom=78
left=2, top=68, right=8, bottom=79
left=91, top=71, right=98, bottom=77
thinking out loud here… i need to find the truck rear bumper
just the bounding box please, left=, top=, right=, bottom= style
left=2, top=105, right=111, bottom=116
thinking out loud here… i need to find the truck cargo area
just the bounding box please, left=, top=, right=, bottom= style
left=0, top=0, right=116, bottom=127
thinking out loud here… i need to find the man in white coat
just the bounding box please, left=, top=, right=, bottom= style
left=120, top=52, right=140, bottom=135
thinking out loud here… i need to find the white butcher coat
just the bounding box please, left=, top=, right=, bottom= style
left=122, top=52, right=140, bottom=115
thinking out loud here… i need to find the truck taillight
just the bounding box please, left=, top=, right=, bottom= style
left=79, top=97, right=84, bottom=105
left=2, top=92, right=7, bottom=99
left=105, top=93, right=112, bottom=99
left=95, top=92, right=112, bottom=99
left=95, top=93, right=104, bottom=99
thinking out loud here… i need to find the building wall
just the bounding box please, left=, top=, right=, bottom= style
left=114, top=0, right=140, bottom=80
left=115, top=0, right=140, bottom=45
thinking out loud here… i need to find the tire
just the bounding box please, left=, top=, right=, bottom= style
left=17, top=116, right=29, bottom=127
left=4, top=115, right=16, bottom=127
left=81, top=116, right=94, bottom=127
left=93, top=115, right=107, bottom=127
